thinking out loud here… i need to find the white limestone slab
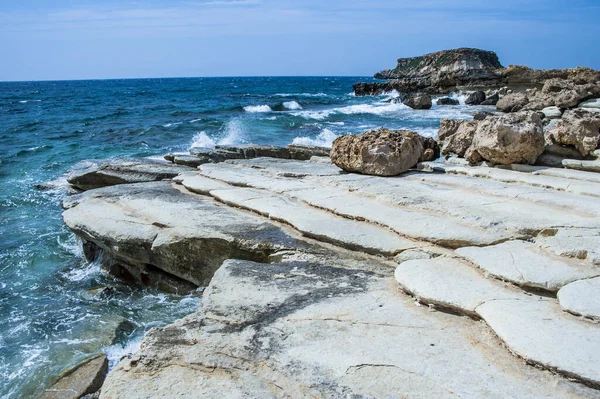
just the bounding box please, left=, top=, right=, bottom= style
left=563, top=159, right=600, bottom=173
left=500, top=164, right=600, bottom=184
left=558, top=277, right=600, bottom=320
left=456, top=240, right=599, bottom=291
left=210, top=187, right=419, bottom=256
left=179, top=173, right=233, bottom=194
left=477, top=298, right=600, bottom=387
left=536, top=228, right=600, bottom=265
left=394, top=257, right=525, bottom=314
left=419, top=162, right=600, bottom=198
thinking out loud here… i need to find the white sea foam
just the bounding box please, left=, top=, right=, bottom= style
left=105, top=336, right=143, bottom=369
left=291, top=102, right=409, bottom=120
left=190, top=118, right=202, bottom=123
left=275, top=93, right=328, bottom=97
left=291, top=128, right=337, bottom=147
left=163, top=122, right=182, bottom=128
left=243, top=104, right=272, bottom=113
left=282, top=101, right=302, bottom=110
left=218, top=119, right=246, bottom=145
left=190, top=131, right=216, bottom=148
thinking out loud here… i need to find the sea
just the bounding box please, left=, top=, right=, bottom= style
left=0, top=76, right=481, bottom=398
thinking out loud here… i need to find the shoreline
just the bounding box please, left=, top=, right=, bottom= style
left=11, top=48, right=600, bottom=398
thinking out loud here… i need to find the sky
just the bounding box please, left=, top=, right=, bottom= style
left=0, top=0, right=599, bottom=81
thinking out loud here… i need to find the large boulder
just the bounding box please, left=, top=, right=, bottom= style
left=438, top=119, right=478, bottom=157
left=465, top=91, right=486, bottom=105
left=331, top=128, right=425, bottom=176
left=547, top=109, right=600, bottom=156
left=403, top=93, right=432, bottom=110
left=467, top=111, right=545, bottom=164
left=496, top=93, right=529, bottom=113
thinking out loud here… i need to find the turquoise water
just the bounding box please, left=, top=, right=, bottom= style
left=0, top=77, right=479, bottom=398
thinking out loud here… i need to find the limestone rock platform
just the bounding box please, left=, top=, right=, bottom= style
left=61, top=156, right=600, bottom=398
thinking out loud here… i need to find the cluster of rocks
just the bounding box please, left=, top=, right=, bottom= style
left=439, top=94, right=600, bottom=167
left=354, top=47, right=600, bottom=96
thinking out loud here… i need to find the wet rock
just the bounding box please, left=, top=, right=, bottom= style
left=467, top=111, right=545, bottom=164
left=496, top=92, right=529, bottom=113
left=67, top=158, right=192, bottom=191
left=547, top=109, right=600, bottom=156
left=579, top=98, right=600, bottom=111
left=330, top=128, right=424, bottom=176
left=541, top=106, right=563, bottom=119
left=41, top=354, right=108, bottom=399
left=403, top=93, right=432, bottom=110
left=186, top=144, right=330, bottom=164
left=465, top=91, right=486, bottom=105
left=480, top=92, right=500, bottom=106
left=420, top=137, right=441, bottom=161
left=436, top=97, right=459, bottom=106
left=473, top=111, right=494, bottom=121
left=287, top=144, right=331, bottom=160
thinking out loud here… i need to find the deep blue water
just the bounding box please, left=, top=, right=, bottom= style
left=0, top=77, right=480, bottom=398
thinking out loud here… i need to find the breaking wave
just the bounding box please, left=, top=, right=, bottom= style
left=282, top=101, right=302, bottom=110
left=291, top=128, right=338, bottom=147
left=243, top=105, right=272, bottom=113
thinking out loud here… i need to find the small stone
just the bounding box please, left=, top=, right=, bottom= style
left=541, top=106, right=562, bottom=120
left=436, top=97, right=459, bottom=106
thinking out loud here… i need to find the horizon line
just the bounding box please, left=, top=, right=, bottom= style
left=0, top=75, right=377, bottom=84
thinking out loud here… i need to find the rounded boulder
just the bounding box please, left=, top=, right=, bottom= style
left=331, top=128, right=425, bottom=176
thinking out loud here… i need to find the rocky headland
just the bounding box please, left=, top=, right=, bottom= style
left=48, top=49, right=600, bottom=398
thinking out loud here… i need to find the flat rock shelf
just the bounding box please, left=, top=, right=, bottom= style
left=61, top=157, right=600, bottom=398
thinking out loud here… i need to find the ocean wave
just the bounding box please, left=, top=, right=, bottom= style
left=282, top=101, right=302, bottom=110
left=189, top=119, right=246, bottom=149
left=190, top=131, right=216, bottom=148
left=218, top=119, right=246, bottom=145
left=291, top=128, right=337, bottom=147
left=275, top=93, right=328, bottom=97
left=291, top=102, right=409, bottom=120
left=243, top=105, right=272, bottom=113
left=163, top=122, right=183, bottom=128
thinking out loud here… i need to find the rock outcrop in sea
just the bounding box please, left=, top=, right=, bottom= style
left=353, top=47, right=600, bottom=97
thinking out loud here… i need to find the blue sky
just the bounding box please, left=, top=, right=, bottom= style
left=1, top=0, right=599, bottom=81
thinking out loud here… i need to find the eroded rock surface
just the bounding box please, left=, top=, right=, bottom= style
left=330, top=128, right=424, bottom=176
left=67, top=158, right=192, bottom=191
left=547, top=109, right=600, bottom=156
left=41, top=354, right=108, bottom=399
left=468, top=111, right=545, bottom=164
left=60, top=156, right=600, bottom=397
left=100, top=258, right=600, bottom=399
